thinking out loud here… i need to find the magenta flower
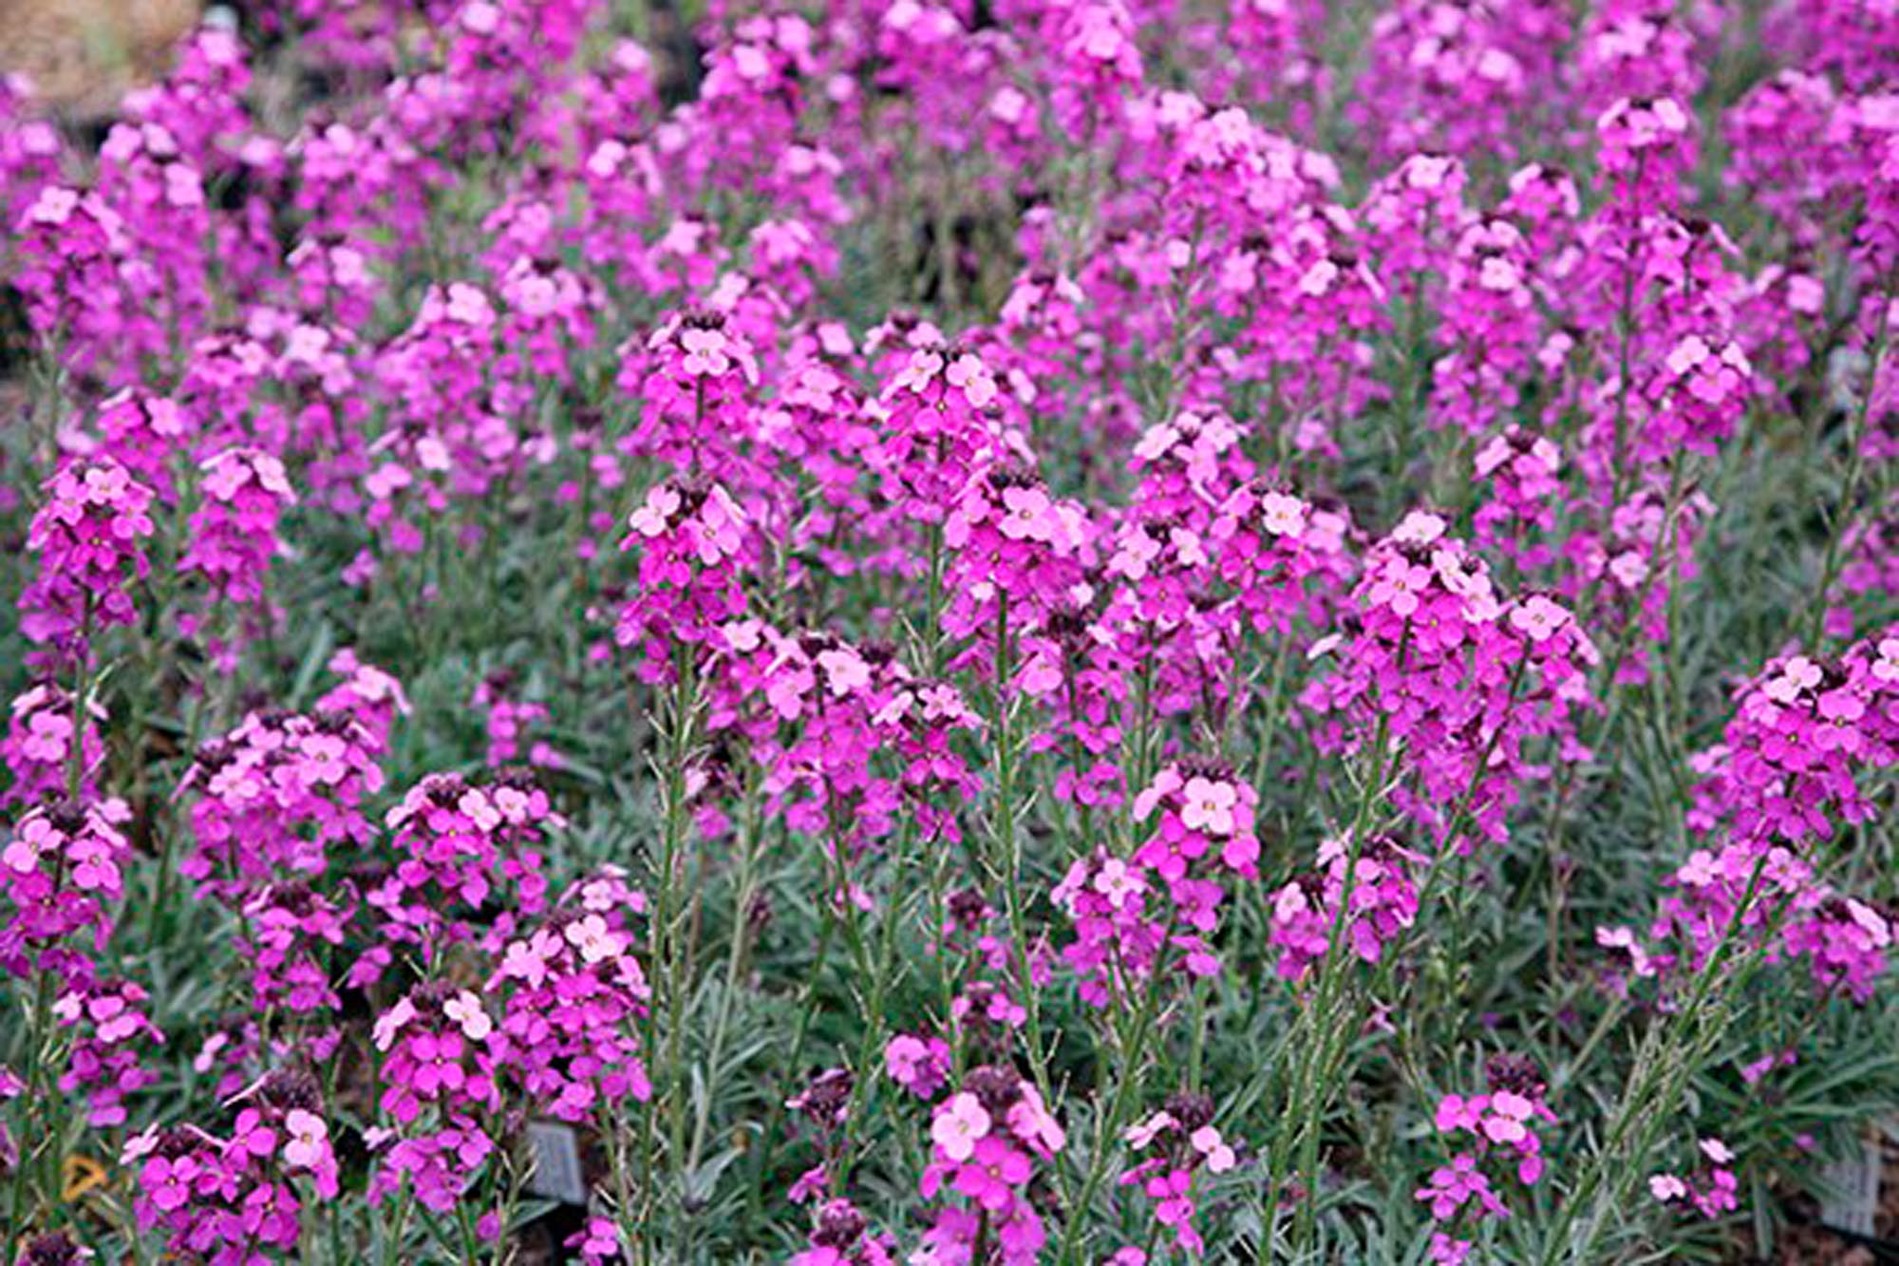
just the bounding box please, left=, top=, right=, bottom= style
left=930, top=1092, right=992, bottom=1162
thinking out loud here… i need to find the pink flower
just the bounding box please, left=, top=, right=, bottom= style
left=565, top=913, right=624, bottom=963
left=817, top=647, right=871, bottom=696
left=932, top=1092, right=992, bottom=1162
left=1124, top=1111, right=1175, bottom=1149
left=1649, top=1173, right=1689, bottom=1202
left=680, top=325, right=731, bottom=376
left=444, top=991, right=493, bottom=1041
left=1190, top=1125, right=1237, bottom=1172
left=1509, top=596, right=1569, bottom=643
left=1257, top=492, right=1307, bottom=537
left=628, top=484, right=681, bottom=538
left=998, top=485, right=1054, bottom=542
left=282, top=1109, right=328, bottom=1170
left=374, top=997, right=417, bottom=1051
left=1179, top=777, right=1237, bottom=836
left=886, top=1034, right=951, bottom=1099
left=1763, top=656, right=1822, bottom=703
left=2, top=822, right=45, bottom=873
left=1368, top=559, right=1433, bottom=617
left=945, top=352, right=996, bottom=407
left=1873, top=638, right=1899, bottom=684
left=1092, top=858, right=1145, bottom=909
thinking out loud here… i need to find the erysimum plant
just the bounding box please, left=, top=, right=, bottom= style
left=0, top=1, right=1894, bottom=1264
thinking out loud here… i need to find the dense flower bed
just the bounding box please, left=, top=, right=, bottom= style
left=0, top=1, right=1895, bottom=1263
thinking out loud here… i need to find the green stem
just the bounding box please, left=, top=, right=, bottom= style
left=1538, top=457, right=1694, bottom=979
left=989, top=592, right=1062, bottom=1174
left=638, top=642, right=699, bottom=1255
left=1537, top=853, right=1781, bottom=1265
left=681, top=765, right=765, bottom=1199
left=1283, top=708, right=1394, bottom=1255
left=1056, top=937, right=1180, bottom=1265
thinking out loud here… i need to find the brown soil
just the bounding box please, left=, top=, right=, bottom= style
left=1761, top=1134, right=1899, bottom=1264
left=0, top=0, right=202, bottom=120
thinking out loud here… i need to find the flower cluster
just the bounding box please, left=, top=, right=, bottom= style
left=180, top=701, right=385, bottom=895
left=179, top=448, right=297, bottom=608
left=1, top=684, right=103, bottom=807
left=366, top=982, right=505, bottom=1212
left=1690, top=633, right=1899, bottom=852
left=0, top=801, right=133, bottom=987
left=623, top=309, right=762, bottom=472
left=1269, top=833, right=1424, bottom=980
left=941, top=466, right=1091, bottom=661
left=19, top=461, right=157, bottom=659
left=617, top=478, right=752, bottom=682
left=124, top=1071, right=339, bottom=1264
left=1304, top=512, right=1595, bottom=853
left=874, top=342, right=1010, bottom=524
left=55, top=977, right=161, bottom=1126
left=1415, top=1056, right=1556, bottom=1264
left=789, top=1199, right=896, bottom=1266
left=917, top=1064, right=1066, bottom=1265
left=1120, top=1093, right=1241, bottom=1254
left=885, top=1033, right=954, bottom=1100
left=471, top=673, right=557, bottom=767
left=11, top=187, right=128, bottom=360
left=1599, top=839, right=1895, bottom=1006
left=1648, top=1137, right=1740, bottom=1220
left=357, top=770, right=556, bottom=981
left=1208, top=481, right=1346, bottom=640
left=492, top=867, right=653, bottom=1120
left=1587, top=634, right=1899, bottom=1005
left=1472, top=428, right=1563, bottom=566
left=1055, top=757, right=1261, bottom=1007
left=238, top=882, right=352, bottom=1030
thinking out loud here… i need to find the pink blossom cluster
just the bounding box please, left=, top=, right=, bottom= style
left=492, top=866, right=654, bottom=1121
left=1690, top=633, right=1899, bottom=852
left=1648, top=1137, right=1741, bottom=1220
left=471, top=673, right=557, bottom=768
left=710, top=625, right=982, bottom=862
left=1415, top=1056, right=1556, bottom=1264
left=1595, top=632, right=1899, bottom=1005
left=179, top=697, right=388, bottom=894
left=124, top=1071, right=340, bottom=1265
left=1304, top=511, right=1596, bottom=852
left=1269, top=833, right=1424, bottom=980
left=789, top=1198, right=897, bottom=1266
left=917, top=1064, right=1066, bottom=1266
left=356, top=769, right=557, bottom=981
left=1600, top=840, right=1896, bottom=1007
left=19, top=461, right=156, bottom=660
left=1120, top=1092, right=1242, bottom=1254
left=178, top=448, right=297, bottom=609
left=366, top=979, right=506, bottom=1210
left=0, top=801, right=132, bottom=988
left=0, top=0, right=1892, bottom=1258
left=1054, top=758, right=1260, bottom=1006
left=617, top=477, right=752, bottom=683
left=55, top=977, right=162, bottom=1127
left=1, top=685, right=103, bottom=807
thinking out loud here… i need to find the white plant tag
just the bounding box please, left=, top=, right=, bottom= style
left=1817, top=1136, right=1882, bottom=1238
left=525, top=1120, right=587, bottom=1206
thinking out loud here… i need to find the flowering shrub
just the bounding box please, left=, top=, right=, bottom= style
left=0, top=3, right=1895, bottom=1265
